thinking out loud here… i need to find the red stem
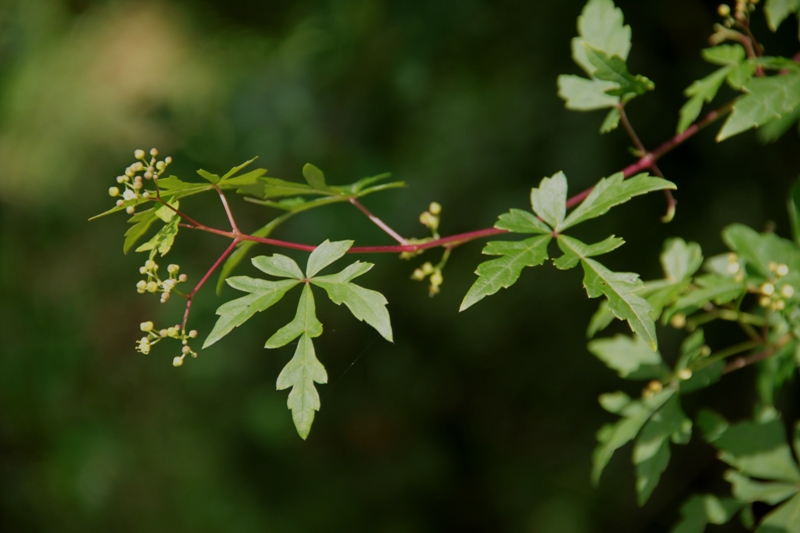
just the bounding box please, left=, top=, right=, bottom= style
left=181, top=239, right=240, bottom=330
left=350, top=198, right=408, bottom=245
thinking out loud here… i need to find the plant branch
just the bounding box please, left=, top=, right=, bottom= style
left=181, top=238, right=240, bottom=330
left=722, top=333, right=793, bottom=374
left=214, top=186, right=240, bottom=233
left=349, top=198, right=408, bottom=244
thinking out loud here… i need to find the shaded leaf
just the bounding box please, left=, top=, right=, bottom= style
left=702, top=44, right=746, bottom=66
left=670, top=494, right=742, bottom=533
left=661, top=238, right=703, bottom=282
left=587, top=334, right=668, bottom=380
left=197, top=169, right=220, bottom=184
left=312, top=262, right=393, bottom=342
left=460, top=235, right=552, bottom=311
left=587, top=300, right=615, bottom=338
left=583, top=45, right=654, bottom=97
left=123, top=208, right=158, bottom=254
left=220, top=157, right=258, bottom=180
left=135, top=217, right=180, bottom=257
left=302, top=163, right=331, bottom=191
left=757, top=493, right=800, bottom=533
left=764, top=0, right=800, bottom=34
left=571, top=0, right=631, bottom=76
left=678, top=67, right=731, bottom=134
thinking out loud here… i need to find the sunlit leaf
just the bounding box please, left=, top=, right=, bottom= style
left=554, top=234, right=624, bottom=270
left=557, top=74, right=619, bottom=110
left=123, top=208, right=158, bottom=254
left=717, top=73, right=800, bottom=141
left=306, top=240, right=353, bottom=278
left=530, top=172, right=568, bottom=229
left=253, top=254, right=305, bottom=280
left=494, top=208, right=552, bottom=234
left=571, top=0, right=631, bottom=76
left=135, top=217, right=180, bottom=257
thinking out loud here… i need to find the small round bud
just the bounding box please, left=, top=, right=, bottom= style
left=126, top=206, right=135, bottom=215
left=773, top=299, right=786, bottom=311
left=167, top=264, right=180, bottom=274
left=189, top=330, right=198, bottom=338
left=182, top=345, right=191, bottom=354
left=781, top=285, right=794, bottom=298
left=146, top=281, right=159, bottom=293
left=642, top=389, right=654, bottom=399
left=173, top=356, right=184, bottom=367
left=678, top=369, right=693, bottom=380
left=144, top=172, right=153, bottom=180
left=167, top=326, right=179, bottom=337
left=428, top=202, right=442, bottom=215
left=700, top=345, right=711, bottom=357
left=125, top=168, right=134, bottom=177
left=116, top=199, right=124, bottom=207
left=145, top=260, right=156, bottom=270
left=761, top=282, right=775, bottom=296
left=178, top=273, right=188, bottom=282
left=135, top=149, right=145, bottom=159
left=647, top=380, right=663, bottom=392
left=165, top=156, right=172, bottom=164
left=156, top=161, right=165, bottom=171
left=136, top=280, right=147, bottom=291
left=726, top=262, right=740, bottom=274
left=140, top=321, right=155, bottom=332
left=759, top=295, right=771, bottom=308
left=421, top=262, right=434, bottom=275
left=109, top=187, right=120, bottom=197
left=430, top=271, right=443, bottom=287
left=411, top=268, right=425, bottom=281
left=768, top=261, right=778, bottom=272
left=670, top=314, right=686, bottom=329
left=116, top=176, right=126, bottom=183
left=718, top=4, right=731, bottom=17
left=150, top=148, right=158, bottom=156
left=777, top=264, right=790, bottom=277
left=142, top=191, right=151, bottom=199
left=159, top=329, right=168, bottom=337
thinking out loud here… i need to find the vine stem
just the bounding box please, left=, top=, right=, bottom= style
left=349, top=198, right=408, bottom=244
left=181, top=239, right=240, bottom=330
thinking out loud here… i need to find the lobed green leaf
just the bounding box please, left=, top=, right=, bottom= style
left=276, top=333, right=328, bottom=440
left=306, top=240, right=353, bottom=278
left=135, top=217, right=180, bottom=257
left=571, top=0, right=631, bottom=76
left=302, top=163, right=331, bottom=192
left=530, top=172, right=568, bottom=229
left=253, top=254, right=305, bottom=280
left=717, top=72, right=800, bottom=141
left=557, top=74, right=620, bottom=111
left=494, top=208, right=552, bottom=234
left=123, top=208, right=159, bottom=254
left=554, top=234, right=624, bottom=270
left=583, top=45, right=654, bottom=98
left=587, top=334, right=668, bottom=380
left=266, top=284, right=323, bottom=349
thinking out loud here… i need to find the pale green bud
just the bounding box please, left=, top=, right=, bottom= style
left=109, top=187, right=120, bottom=197
left=135, top=149, right=145, bottom=159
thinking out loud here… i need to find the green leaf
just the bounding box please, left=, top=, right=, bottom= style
left=705, top=414, right=800, bottom=482
left=218, top=169, right=268, bottom=189
left=266, top=284, right=323, bottom=349
left=123, top=208, right=159, bottom=254
left=494, top=208, right=552, bottom=234
left=634, top=394, right=690, bottom=505
left=557, top=74, right=621, bottom=110
left=600, top=107, right=621, bottom=133
left=583, top=45, right=654, bottom=97
left=196, top=169, right=220, bottom=184
left=571, top=0, right=631, bottom=76
left=154, top=199, right=179, bottom=223
left=530, top=172, right=568, bottom=229
left=253, top=254, right=305, bottom=280
left=276, top=333, right=327, bottom=440
left=560, top=172, right=676, bottom=230
left=670, top=494, right=743, bottom=533
left=203, top=277, right=299, bottom=348
left=302, top=163, right=331, bottom=191
left=312, top=261, right=393, bottom=342
left=764, top=0, right=800, bottom=34
left=220, top=157, right=259, bottom=180
left=587, top=300, right=615, bottom=338
left=666, top=274, right=746, bottom=319
left=724, top=470, right=799, bottom=505
left=702, top=44, right=746, bottom=66
left=587, top=334, right=668, bottom=380
left=758, top=105, right=800, bottom=142
left=560, top=236, right=657, bottom=349
left=135, top=217, right=180, bottom=257
left=722, top=223, right=800, bottom=276
left=554, top=234, right=625, bottom=270
left=757, top=493, right=800, bottom=533
left=460, top=235, right=552, bottom=311
left=717, top=73, right=800, bottom=141
left=261, top=178, right=317, bottom=198
left=592, top=389, right=672, bottom=485
left=678, top=67, right=731, bottom=134
left=306, top=240, right=353, bottom=278
left=661, top=238, right=703, bottom=282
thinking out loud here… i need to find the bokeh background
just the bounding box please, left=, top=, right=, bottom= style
left=1, top=0, right=798, bottom=531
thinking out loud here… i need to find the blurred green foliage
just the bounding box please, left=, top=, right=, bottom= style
left=0, top=0, right=798, bottom=531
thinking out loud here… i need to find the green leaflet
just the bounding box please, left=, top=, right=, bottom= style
left=583, top=45, right=653, bottom=98
left=661, top=238, right=703, bottom=282
left=530, top=172, right=567, bottom=229
left=459, top=235, right=552, bottom=311
left=557, top=75, right=619, bottom=111
left=592, top=389, right=672, bottom=485
left=664, top=274, right=746, bottom=321
left=765, top=0, right=800, bottom=37
left=758, top=493, right=800, bottom=532
left=253, top=253, right=305, bottom=280
left=790, top=179, right=800, bottom=246
left=633, top=393, right=691, bottom=505
left=587, top=334, right=668, bottom=380
left=135, top=217, right=180, bottom=257
left=678, top=67, right=731, bottom=134
left=494, top=208, right=551, bottom=234
left=571, top=0, right=631, bottom=76
left=302, top=163, right=331, bottom=192
left=123, top=208, right=159, bottom=254
left=554, top=234, right=624, bottom=270
left=276, top=333, right=328, bottom=440
left=559, top=236, right=657, bottom=349
left=670, top=494, right=742, bottom=533
left=702, top=44, right=746, bottom=66
left=312, top=262, right=393, bottom=343
left=722, top=223, right=800, bottom=277
left=267, top=284, right=323, bottom=348
left=203, top=277, right=299, bottom=348
left=717, top=72, right=800, bottom=141
left=306, top=240, right=353, bottom=278
left=560, top=172, right=676, bottom=230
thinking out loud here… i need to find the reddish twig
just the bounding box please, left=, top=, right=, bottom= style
left=181, top=239, right=240, bottom=330
left=349, top=198, right=408, bottom=244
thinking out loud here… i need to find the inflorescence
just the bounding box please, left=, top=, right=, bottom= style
left=108, top=148, right=173, bottom=215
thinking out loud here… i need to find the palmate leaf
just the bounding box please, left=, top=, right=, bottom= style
left=678, top=67, right=732, bottom=134
left=460, top=236, right=552, bottom=311
left=312, top=262, right=393, bottom=342
left=530, top=171, right=567, bottom=229
left=203, top=277, right=299, bottom=348
left=560, top=172, right=676, bottom=230
left=123, top=208, right=159, bottom=254
left=717, top=72, right=800, bottom=141
left=557, top=75, right=620, bottom=111
left=266, top=283, right=323, bottom=349
left=135, top=217, right=180, bottom=257
left=559, top=236, right=657, bottom=349
left=571, top=0, right=631, bottom=76
left=722, top=223, right=800, bottom=276
left=583, top=45, right=654, bottom=98
left=670, top=494, right=743, bottom=533
left=306, top=240, right=353, bottom=277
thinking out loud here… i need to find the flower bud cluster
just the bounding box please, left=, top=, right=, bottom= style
left=136, top=259, right=188, bottom=303
left=725, top=253, right=745, bottom=282
left=135, top=321, right=199, bottom=366
left=757, top=262, right=795, bottom=311
left=411, top=261, right=444, bottom=296
left=419, top=202, right=442, bottom=234
left=110, top=148, right=173, bottom=215
left=717, top=0, right=758, bottom=25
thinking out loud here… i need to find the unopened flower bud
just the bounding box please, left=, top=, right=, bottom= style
left=670, top=314, right=686, bottom=329
left=189, top=330, right=198, bottom=338
left=430, top=271, right=443, bottom=287
left=781, top=285, right=794, bottom=298
left=156, top=161, right=165, bottom=171
left=718, top=4, right=731, bottom=17
left=428, top=202, right=442, bottom=215
left=678, top=369, right=693, bottom=380
left=421, top=262, right=434, bottom=275
left=182, top=345, right=191, bottom=354
left=165, top=156, right=172, bottom=164
left=116, top=199, right=124, bottom=207
left=173, top=356, right=183, bottom=367
left=146, top=281, right=158, bottom=293
left=647, top=380, right=663, bottom=392
left=777, top=264, right=789, bottom=277
left=150, top=148, right=158, bottom=156
left=126, top=206, right=135, bottom=215
left=135, top=149, right=145, bottom=159
left=140, top=321, right=154, bottom=332
left=761, top=282, right=775, bottom=296
left=109, top=187, right=120, bottom=197
left=136, top=280, right=147, bottom=292
left=411, top=268, right=425, bottom=281
left=178, top=273, right=187, bottom=282
left=168, top=264, right=180, bottom=274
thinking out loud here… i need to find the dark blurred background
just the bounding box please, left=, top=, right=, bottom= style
left=0, top=0, right=797, bottom=531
